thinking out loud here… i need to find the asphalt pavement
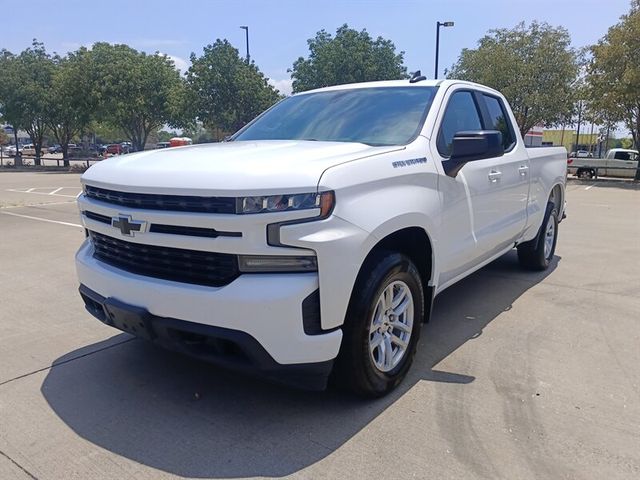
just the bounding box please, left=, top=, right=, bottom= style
left=0, top=171, right=638, bottom=480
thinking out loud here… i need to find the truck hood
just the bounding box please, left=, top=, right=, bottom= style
left=82, top=140, right=403, bottom=195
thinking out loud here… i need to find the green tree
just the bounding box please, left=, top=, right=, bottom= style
left=586, top=0, right=640, bottom=178
left=47, top=48, right=95, bottom=167
left=448, top=22, right=579, bottom=136
left=156, top=130, right=175, bottom=142
left=93, top=122, right=126, bottom=144
left=0, top=41, right=54, bottom=165
left=290, top=24, right=408, bottom=93
left=87, top=43, right=184, bottom=151
left=185, top=39, right=280, bottom=132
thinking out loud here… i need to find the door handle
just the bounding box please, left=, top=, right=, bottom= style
left=518, top=165, right=529, bottom=176
left=488, top=170, right=502, bottom=182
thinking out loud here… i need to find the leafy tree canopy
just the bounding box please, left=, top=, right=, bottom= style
left=448, top=21, right=579, bottom=136
left=586, top=0, right=640, bottom=170
left=290, top=24, right=408, bottom=93
left=86, top=43, right=184, bottom=151
left=0, top=40, right=55, bottom=164
left=185, top=39, right=281, bottom=133
left=47, top=48, right=95, bottom=165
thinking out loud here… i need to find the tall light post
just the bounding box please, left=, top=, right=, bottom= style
left=435, top=21, right=454, bottom=79
left=239, top=25, right=250, bottom=63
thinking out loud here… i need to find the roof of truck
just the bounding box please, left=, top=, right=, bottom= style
left=296, top=79, right=502, bottom=96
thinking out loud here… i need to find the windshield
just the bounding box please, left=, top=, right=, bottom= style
left=233, top=86, right=437, bottom=146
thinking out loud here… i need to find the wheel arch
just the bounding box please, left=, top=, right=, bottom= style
left=355, top=226, right=436, bottom=323
left=549, top=182, right=565, bottom=219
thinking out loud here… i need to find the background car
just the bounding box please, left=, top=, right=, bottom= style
left=48, top=144, right=62, bottom=154
left=105, top=144, right=123, bottom=155
left=2, top=145, right=17, bottom=156
left=21, top=144, right=36, bottom=155
left=68, top=145, right=83, bottom=157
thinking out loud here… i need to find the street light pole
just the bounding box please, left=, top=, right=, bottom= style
left=435, top=21, right=454, bottom=79
left=240, top=26, right=250, bottom=63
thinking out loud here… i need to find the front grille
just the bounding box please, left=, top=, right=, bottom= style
left=82, top=211, right=242, bottom=239
left=149, top=223, right=241, bottom=238
left=89, top=231, right=239, bottom=287
left=85, top=185, right=237, bottom=214
left=84, top=210, right=111, bottom=224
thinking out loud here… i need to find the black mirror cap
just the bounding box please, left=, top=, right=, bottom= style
left=444, top=130, right=505, bottom=177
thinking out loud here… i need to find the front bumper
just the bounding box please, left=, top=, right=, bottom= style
left=75, top=240, right=342, bottom=387
left=79, top=284, right=334, bottom=390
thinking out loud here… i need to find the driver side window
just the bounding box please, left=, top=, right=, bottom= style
left=437, top=91, right=483, bottom=157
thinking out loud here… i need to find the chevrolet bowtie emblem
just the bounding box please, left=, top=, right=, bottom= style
left=111, top=215, right=147, bottom=236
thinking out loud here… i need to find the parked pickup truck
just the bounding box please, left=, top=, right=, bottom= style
left=76, top=79, right=567, bottom=396
left=568, top=148, right=639, bottom=179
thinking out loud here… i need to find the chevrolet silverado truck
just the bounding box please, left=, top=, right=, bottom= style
left=76, top=79, right=567, bottom=397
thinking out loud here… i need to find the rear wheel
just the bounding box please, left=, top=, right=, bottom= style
left=334, top=252, right=424, bottom=397
left=577, top=168, right=595, bottom=179
left=517, top=202, right=558, bottom=271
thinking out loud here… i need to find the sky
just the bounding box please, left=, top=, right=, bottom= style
left=3, top=0, right=633, bottom=96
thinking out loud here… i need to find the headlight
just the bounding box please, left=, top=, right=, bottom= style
left=238, top=255, right=317, bottom=272
left=238, top=191, right=334, bottom=216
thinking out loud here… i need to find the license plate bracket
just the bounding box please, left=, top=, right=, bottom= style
left=103, top=297, right=156, bottom=341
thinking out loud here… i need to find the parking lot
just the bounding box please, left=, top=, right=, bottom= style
left=0, top=171, right=638, bottom=480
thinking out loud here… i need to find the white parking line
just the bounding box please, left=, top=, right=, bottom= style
left=6, top=188, right=80, bottom=198
left=0, top=200, right=77, bottom=210
left=49, top=187, right=64, bottom=195
left=0, top=211, right=83, bottom=229
left=585, top=184, right=596, bottom=190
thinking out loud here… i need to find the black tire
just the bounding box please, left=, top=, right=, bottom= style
left=333, top=251, right=424, bottom=397
left=577, top=168, right=594, bottom=179
left=517, top=202, right=558, bottom=271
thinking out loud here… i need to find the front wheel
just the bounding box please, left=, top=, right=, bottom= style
left=334, top=252, right=424, bottom=397
left=517, top=203, right=558, bottom=271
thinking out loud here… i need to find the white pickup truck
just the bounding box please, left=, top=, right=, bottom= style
left=76, top=79, right=567, bottom=396
left=569, top=148, right=639, bottom=179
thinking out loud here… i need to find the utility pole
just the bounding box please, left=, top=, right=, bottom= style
left=574, top=101, right=583, bottom=153
left=434, top=21, right=454, bottom=79
left=240, top=26, right=250, bottom=63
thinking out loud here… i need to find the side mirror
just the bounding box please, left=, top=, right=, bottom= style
left=443, top=130, right=504, bottom=178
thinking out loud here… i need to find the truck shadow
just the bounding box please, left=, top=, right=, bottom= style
left=41, top=250, right=559, bottom=478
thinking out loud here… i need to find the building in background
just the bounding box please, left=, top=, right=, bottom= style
left=543, top=129, right=600, bottom=153
left=523, top=124, right=544, bottom=147
left=1, top=124, right=30, bottom=145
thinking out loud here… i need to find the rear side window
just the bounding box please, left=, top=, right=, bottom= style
left=483, top=94, right=516, bottom=151
left=437, top=91, right=483, bottom=157
left=613, top=151, right=632, bottom=160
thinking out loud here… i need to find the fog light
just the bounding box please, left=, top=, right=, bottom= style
left=238, top=255, right=317, bottom=273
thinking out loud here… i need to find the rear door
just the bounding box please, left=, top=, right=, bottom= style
left=434, top=88, right=529, bottom=286
left=477, top=92, right=530, bottom=245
